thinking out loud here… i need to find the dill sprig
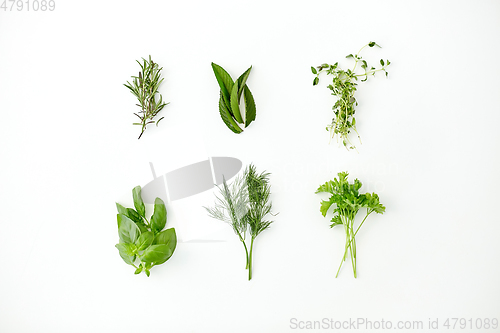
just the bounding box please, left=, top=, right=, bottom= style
left=124, top=55, right=168, bottom=139
left=205, top=164, right=275, bottom=280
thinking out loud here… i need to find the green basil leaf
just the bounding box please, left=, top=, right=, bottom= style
left=243, top=85, right=256, bottom=127
left=311, top=66, right=317, bottom=74
left=154, top=228, right=176, bottom=246
left=134, top=265, right=143, bottom=274
left=126, top=208, right=142, bottom=223
left=117, top=214, right=140, bottom=244
left=115, top=243, right=136, bottom=265
left=116, top=203, right=128, bottom=215
left=153, top=229, right=176, bottom=265
left=140, top=244, right=171, bottom=264
left=115, top=242, right=136, bottom=256
left=150, top=198, right=167, bottom=234
left=132, top=186, right=146, bottom=218
left=126, top=208, right=148, bottom=233
left=135, top=231, right=154, bottom=251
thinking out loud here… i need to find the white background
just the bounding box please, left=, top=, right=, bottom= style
left=1, top=0, right=500, bottom=332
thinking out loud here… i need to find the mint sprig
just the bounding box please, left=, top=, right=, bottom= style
left=211, top=63, right=256, bottom=133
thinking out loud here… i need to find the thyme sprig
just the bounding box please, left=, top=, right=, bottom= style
left=312, top=42, right=390, bottom=150
left=124, top=56, right=168, bottom=139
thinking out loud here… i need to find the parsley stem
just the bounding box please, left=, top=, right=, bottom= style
left=335, top=211, right=372, bottom=278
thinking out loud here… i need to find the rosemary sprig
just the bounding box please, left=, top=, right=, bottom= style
left=124, top=56, right=168, bottom=139
left=205, top=164, right=275, bottom=280
left=312, top=42, right=390, bottom=150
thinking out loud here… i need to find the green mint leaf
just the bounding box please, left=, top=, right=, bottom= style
left=243, top=85, right=256, bottom=127
left=211, top=62, right=234, bottom=111
left=230, top=81, right=244, bottom=124
left=236, top=66, right=252, bottom=100
left=311, top=66, right=317, bottom=74
left=219, top=93, right=243, bottom=133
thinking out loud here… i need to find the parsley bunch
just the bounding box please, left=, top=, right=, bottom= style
left=316, top=172, right=385, bottom=278
left=312, top=42, right=390, bottom=150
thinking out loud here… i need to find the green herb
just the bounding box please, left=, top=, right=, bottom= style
left=124, top=56, right=168, bottom=139
left=211, top=63, right=256, bottom=133
left=312, top=42, right=390, bottom=150
left=205, top=164, right=275, bottom=280
left=316, top=172, right=385, bottom=278
left=115, top=186, right=176, bottom=276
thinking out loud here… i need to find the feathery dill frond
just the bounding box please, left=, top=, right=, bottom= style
left=244, top=164, right=274, bottom=237
left=205, top=163, right=276, bottom=280
left=205, top=174, right=249, bottom=238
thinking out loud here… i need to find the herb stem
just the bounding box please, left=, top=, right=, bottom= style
left=354, top=67, right=386, bottom=77
left=242, top=238, right=250, bottom=269
left=248, top=237, right=255, bottom=280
